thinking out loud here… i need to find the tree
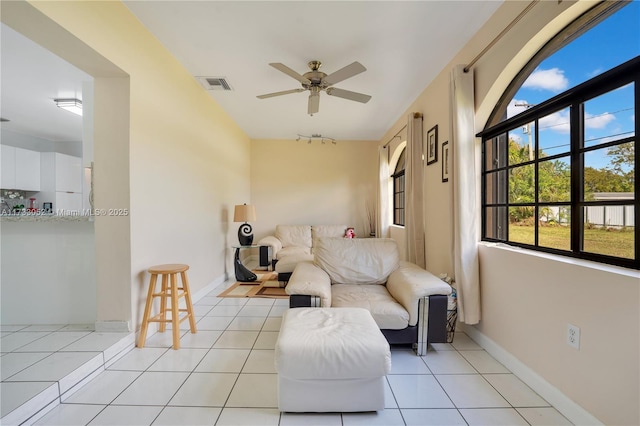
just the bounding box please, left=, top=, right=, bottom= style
left=584, top=166, right=633, bottom=199
left=607, top=142, right=635, bottom=183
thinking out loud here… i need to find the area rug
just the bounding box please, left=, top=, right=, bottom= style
left=217, top=272, right=288, bottom=299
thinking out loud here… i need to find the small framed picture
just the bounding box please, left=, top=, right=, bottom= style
left=442, top=141, right=450, bottom=182
left=426, top=125, right=438, bottom=165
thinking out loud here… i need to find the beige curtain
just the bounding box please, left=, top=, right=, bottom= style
left=405, top=112, right=425, bottom=268
left=450, top=65, right=480, bottom=324
left=376, top=146, right=390, bottom=238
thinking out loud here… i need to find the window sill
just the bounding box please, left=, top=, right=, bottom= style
left=479, top=241, right=640, bottom=279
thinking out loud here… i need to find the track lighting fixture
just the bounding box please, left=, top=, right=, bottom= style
left=296, top=133, right=336, bottom=144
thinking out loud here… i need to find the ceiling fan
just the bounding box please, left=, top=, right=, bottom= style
left=257, top=60, right=372, bottom=115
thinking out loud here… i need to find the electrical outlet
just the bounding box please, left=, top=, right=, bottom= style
left=567, top=323, right=580, bottom=349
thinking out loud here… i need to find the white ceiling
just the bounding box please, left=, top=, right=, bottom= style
left=0, top=23, right=90, bottom=143
left=0, top=1, right=503, bottom=144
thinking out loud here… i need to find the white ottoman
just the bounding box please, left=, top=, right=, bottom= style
left=275, top=307, right=391, bottom=412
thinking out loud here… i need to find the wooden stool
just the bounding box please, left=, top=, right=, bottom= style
left=137, top=264, right=197, bottom=350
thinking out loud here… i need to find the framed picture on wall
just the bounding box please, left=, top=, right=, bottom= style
left=426, top=125, right=438, bottom=165
left=442, top=141, right=450, bottom=182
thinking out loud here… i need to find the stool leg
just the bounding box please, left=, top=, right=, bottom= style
left=170, top=273, right=181, bottom=349
left=137, top=273, right=158, bottom=348
left=159, top=273, right=169, bottom=332
left=181, top=271, right=197, bottom=334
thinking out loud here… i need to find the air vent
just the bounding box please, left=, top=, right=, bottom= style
left=197, top=76, right=233, bottom=91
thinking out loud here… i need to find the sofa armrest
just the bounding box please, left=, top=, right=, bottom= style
left=386, top=261, right=452, bottom=326
left=285, top=261, right=332, bottom=307
left=257, top=235, right=283, bottom=257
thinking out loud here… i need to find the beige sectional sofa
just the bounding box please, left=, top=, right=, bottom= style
left=257, top=225, right=349, bottom=280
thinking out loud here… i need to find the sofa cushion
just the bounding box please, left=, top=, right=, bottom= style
left=276, top=246, right=311, bottom=260
left=331, top=284, right=409, bottom=330
left=311, top=225, right=348, bottom=251
left=275, top=253, right=314, bottom=272
left=314, top=238, right=400, bottom=285
left=276, top=225, right=312, bottom=249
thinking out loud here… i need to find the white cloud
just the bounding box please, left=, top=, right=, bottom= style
left=584, top=112, right=615, bottom=129
left=522, top=68, right=569, bottom=92
left=527, top=110, right=615, bottom=135
left=539, top=109, right=570, bottom=134
left=507, top=99, right=533, bottom=119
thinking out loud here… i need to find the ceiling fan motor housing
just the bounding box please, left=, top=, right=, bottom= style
left=302, top=61, right=327, bottom=89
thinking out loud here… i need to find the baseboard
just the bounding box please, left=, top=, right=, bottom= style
left=94, top=320, right=130, bottom=332
left=462, top=325, right=603, bottom=426
left=192, top=273, right=228, bottom=303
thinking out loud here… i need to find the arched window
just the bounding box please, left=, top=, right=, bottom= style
left=392, top=147, right=406, bottom=226
left=480, top=2, right=639, bottom=269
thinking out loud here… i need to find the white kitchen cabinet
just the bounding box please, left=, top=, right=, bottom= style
left=1, top=145, right=41, bottom=191
left=54, top=153, right=82, bottom=193
left=55, top=191, right=83, bottom=212
left=15, top=148, right=41, bottom=191
left=1, top=145, right=16, bottom=189
left=40, top=152, right=83, bottom=212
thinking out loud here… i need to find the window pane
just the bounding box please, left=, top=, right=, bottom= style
left=539, top=206, right=571, bottom=250
left=485, top=133, right=507, bottom=171
left=584, top=142, right=635, bottom=200
left=509, top=129, right=533, bottom=166
left=509, top=206, right=534, bottom=244
left=539, top=107, right=570, bottom=157
left=485, top=206, right=507, bottom=240
left=583, top=206, right=635, bottom=259
left=509, top=164, right=535, bottom=203
left=584, top=83, right=635, bottom=149
left=485, top=170, right=507, bottom=204
left=539, top=156, right=571, bottom=202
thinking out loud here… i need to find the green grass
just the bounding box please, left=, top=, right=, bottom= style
left=508, top=224, right=635, bottom=259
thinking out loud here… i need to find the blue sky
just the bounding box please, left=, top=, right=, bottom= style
left=507, top=1, right=639, bottom=171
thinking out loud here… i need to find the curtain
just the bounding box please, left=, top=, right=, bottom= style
left=405, top=112, right=426, bottom=268
left=450, top=65, right=481, bottom=324
left=376, top=146, right=390, bottom=238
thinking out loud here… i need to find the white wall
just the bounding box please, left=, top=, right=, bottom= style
left=1, top=129, right=82, bottom=157
left=1, top=221, right=96, bottom=324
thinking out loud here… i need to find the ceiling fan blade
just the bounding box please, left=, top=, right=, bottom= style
left=269, top=63, right=311, bottom=84
left=326, top=87, right=372, bottom=103
left=323, top=61, right=366, bottom=86
left=308, top=92, right=320, bottom=115
left=257, top=88, right=305, bottom=99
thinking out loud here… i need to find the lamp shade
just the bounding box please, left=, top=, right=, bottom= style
left=234, top=204, right=256, bottom=222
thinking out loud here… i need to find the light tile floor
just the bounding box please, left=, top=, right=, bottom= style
left=2, top=278, right=573, bottom=426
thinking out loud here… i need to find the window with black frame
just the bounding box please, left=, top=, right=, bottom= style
left=481, top=58, right=638, bottom=269
left=392, top=148, right=406, bottom=226
left=481, top=2, right=639, bottom=269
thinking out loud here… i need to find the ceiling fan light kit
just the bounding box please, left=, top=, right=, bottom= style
left=257, top=60, right=371, bottom=115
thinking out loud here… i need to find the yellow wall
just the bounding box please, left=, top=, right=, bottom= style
left=15, top=1, right=251, bottom=330
left=250, top=139, right=377, bottom=240
left=378, top=1, right=639, bottom=424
